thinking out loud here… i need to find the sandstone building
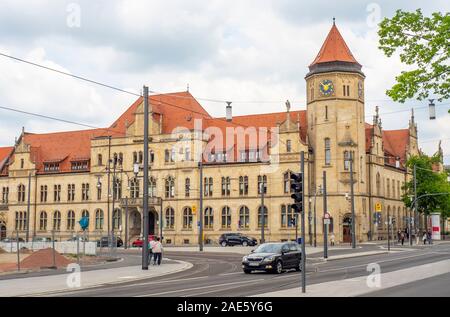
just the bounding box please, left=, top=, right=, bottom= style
left=0, top=24, right=422, bottom=245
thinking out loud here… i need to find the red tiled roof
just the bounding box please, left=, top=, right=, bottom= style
left=110, top=91, right=212, bottom=135
left=0, top=146, right=14, bottom=175
left=22, top=129, right=116, bottom=173
left=383, top=129, right=410, bottom=162
left=310, top=23, right=360, bottom=66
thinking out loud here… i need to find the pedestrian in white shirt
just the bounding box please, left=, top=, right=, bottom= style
left=152, top=237, right=163, bottom=265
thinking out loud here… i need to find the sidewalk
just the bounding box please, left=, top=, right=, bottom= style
left=253, top=259, right=450, bottom=297
left=0, top=260, right=192, bottom=297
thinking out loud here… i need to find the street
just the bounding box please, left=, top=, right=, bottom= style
left=24, top=243, right=450, bottom=297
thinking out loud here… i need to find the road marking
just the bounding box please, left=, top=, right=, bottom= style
left=219, top=272, right=242, bottom=276
left=135, top=279, right=265, bottom=297
left=185, top=280, right=264, bottom=297
left=118, top=276, right=138, bottom=279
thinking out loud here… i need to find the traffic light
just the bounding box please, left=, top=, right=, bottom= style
left=290, top=173, right=303, bottom=214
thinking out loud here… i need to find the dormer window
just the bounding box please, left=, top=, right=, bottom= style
left=71, top=161, right=89, bottom=171
left=44, top=163, right=60, bottom=172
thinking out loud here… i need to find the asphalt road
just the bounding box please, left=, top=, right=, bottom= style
left=39, top=243, right=450, bottom=297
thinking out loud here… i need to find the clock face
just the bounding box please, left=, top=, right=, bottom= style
left=358, top=81, right=363, bottom=98
left=319, top=80, right=334, bottom=97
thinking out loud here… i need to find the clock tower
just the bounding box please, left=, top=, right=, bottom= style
left=306, top=22, right=367, bottom=242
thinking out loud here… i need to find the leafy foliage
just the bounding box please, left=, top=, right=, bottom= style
left=402, top=154, right=450, bottom=218
left=378, top=9, right=450, bottom=103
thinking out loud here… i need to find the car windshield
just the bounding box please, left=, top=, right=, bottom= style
left=253, top=244, right=283, bottom=254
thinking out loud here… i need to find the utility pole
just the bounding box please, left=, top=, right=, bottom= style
left=387, top=207, right=391, bottom=251
left=260, top=180, right=265, bottom=244
left=323, top=171, right=328, bottom=259
left=199, top=161, right=204, bottom=251
left=350, top=152, right=356, bottom=249
left=107, top=136, right=111, bottom=247
left=313, top=186, right=320, bottom=248
left=300, top=151, right=306, bottom=293
left=110, top=161, right=116, bottom=256
left=26, top=172, right=31, bottom=242
left=142, top=85, right=149, bottom=270
left=124, top=197, right=128, bottom=249
left=160, top=198, right=163, bottom=240
left=413, top=164, right=417, bottom=245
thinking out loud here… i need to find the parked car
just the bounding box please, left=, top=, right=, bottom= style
left=97, top=236, right=123, bottom=248
left=131, top=235, right=157, bottom=248
left=219, top=233, right=257, bottom=247
left=66, top=236, right=88, bottom=242
left=32, top=237, right=52, bottom=242
left=1, top=237, right=25, bottom=243
left=242, top=242, right=302, bottom=274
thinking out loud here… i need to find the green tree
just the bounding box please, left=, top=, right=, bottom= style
left=378, top=9, right=450, bottom=104
left=403, top=154, right=450, bottom=220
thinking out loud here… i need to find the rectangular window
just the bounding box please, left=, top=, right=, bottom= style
left=54, top=185, right=61, bottom=202
left=325, top=106, right=328, bottom=120
left=325, top=138, right=331, bottom=166
left=286, top=140, right=292, bottom=153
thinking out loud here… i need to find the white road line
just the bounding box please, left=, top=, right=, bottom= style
left=136, top=279, right=265, bottom=297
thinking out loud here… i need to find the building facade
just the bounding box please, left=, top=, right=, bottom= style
left=0, top=24, right=423, bottom=245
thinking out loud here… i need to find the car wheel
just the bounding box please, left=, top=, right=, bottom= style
left=242, top=241, right=248, bottom=247
left=221, top=241, right=227, bottom=247
left=243, top=269, right=252, bottom=274
left=274, top=260, right=283, bottom=274
left=295, top=261, right=302, bottom=272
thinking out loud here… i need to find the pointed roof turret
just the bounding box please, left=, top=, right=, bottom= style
left=306, top=21, right=364, bottom=78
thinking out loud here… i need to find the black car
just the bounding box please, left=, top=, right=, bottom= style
left=97, top=236, right=123, bottom=248
left=219, top=233, right=257, bottom=247
left=242, top=242, right=302, bottom=274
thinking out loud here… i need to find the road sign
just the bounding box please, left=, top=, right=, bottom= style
left=324, top=219, right=331, bottom=225
left=375, top=203, right=382, bottom=212
left=192, top=205, right=197, bottom=213
left=324, top=213, right=331, bottom=219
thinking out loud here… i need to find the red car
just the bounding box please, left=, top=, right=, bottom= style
left=131, top=235, right=157, bottom=248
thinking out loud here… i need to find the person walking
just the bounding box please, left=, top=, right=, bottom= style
left=400, top=230, right=405, bottom=246
left=152, top=237, right=163, bottom=266
left=148, top=238, right=157, bottom=265
left=397, top=230, right=401, bottom=244
left=427, top=229, right=433, bottom=245
left=330, top=233, right=335, bottom=246
left=422, top=231, right=427, bottom=245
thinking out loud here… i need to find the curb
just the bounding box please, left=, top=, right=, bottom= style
left=11, top=260, right=193, bottom=297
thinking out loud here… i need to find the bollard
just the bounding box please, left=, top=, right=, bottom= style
left=16, top=231, right=20, bottom=272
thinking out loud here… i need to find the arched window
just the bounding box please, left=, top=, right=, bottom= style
left=17, top=184, right=26, bottom=202
left=15, top=212, right=26, bottom=231
left=239, top=206, right=250, bottom=229
left=165, top=207, right=175, bottom=229
left=133, top=152, right=138, bottom=164
left=283, top=172, right=291, bottom=194
left=258, top=206, right=268, bottom=229
left=113, top=178, right=122, bottom=200
left=53, top=211, right=61, bottom=231
left=98, top=154, right=103, bottom=166
left=165, top=177, right=175, bottom=198
left=204, top=207, right=214, bottom=229
left=138, top=151, right=143, bottom=164
left=221, top=177, right=230, bottom=196
left=387, top=178, right=390, bottom=198
left=376, top=173, right=381, bottom=196
left=281, top=205, right=295, bottom=228
left=258, top=175, right=267, bottom=194
left=82, top=210, right=89, bottom=220
left=183, top=207, right=193, bottom=229
left=286, top=140, right=292, bottom=153
left=324, top=138, right=331, bottom=165
left=130, top=178, right=140, bottom=199
left=185, top=178, right=190, bottom=198
left=67, top=210, right=75, bottom=231
left=39, top=211, right=47, bottom=231
left=113, top=209, right=121, bottom=230
left=344, top=151, right=350, bottom=170
left=95, top=209, right=104, bottom=230
left=204, top=177, right=213, bottom=197
left=239, top=176, right=249, bottom=196
left=221, top=206, right=231, bottom=229
left=149, top=177, right=157, bottom=198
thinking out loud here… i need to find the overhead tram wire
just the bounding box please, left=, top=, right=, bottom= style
left=3, top=50, right=448, bottom=107
left=1, top=51, right=449, bottom=137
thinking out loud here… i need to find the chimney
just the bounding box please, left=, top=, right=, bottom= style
left=226, top=102, right=232, bottom=122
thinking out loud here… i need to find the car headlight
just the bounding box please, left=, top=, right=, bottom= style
left=263, top=255, right=275, bottom=262
left=242, top=256, right=248, bottom=262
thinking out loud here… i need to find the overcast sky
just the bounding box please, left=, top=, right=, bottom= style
left=0, top=0, right=449, bottom=163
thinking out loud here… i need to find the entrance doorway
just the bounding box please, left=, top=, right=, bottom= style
left=343, top=214, right=352, bottom=243
left=0, top=223, right=6, bottom=240
left=129, top=210, right=141, bottom=237
left=149, top=211, right=155, bottom=235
